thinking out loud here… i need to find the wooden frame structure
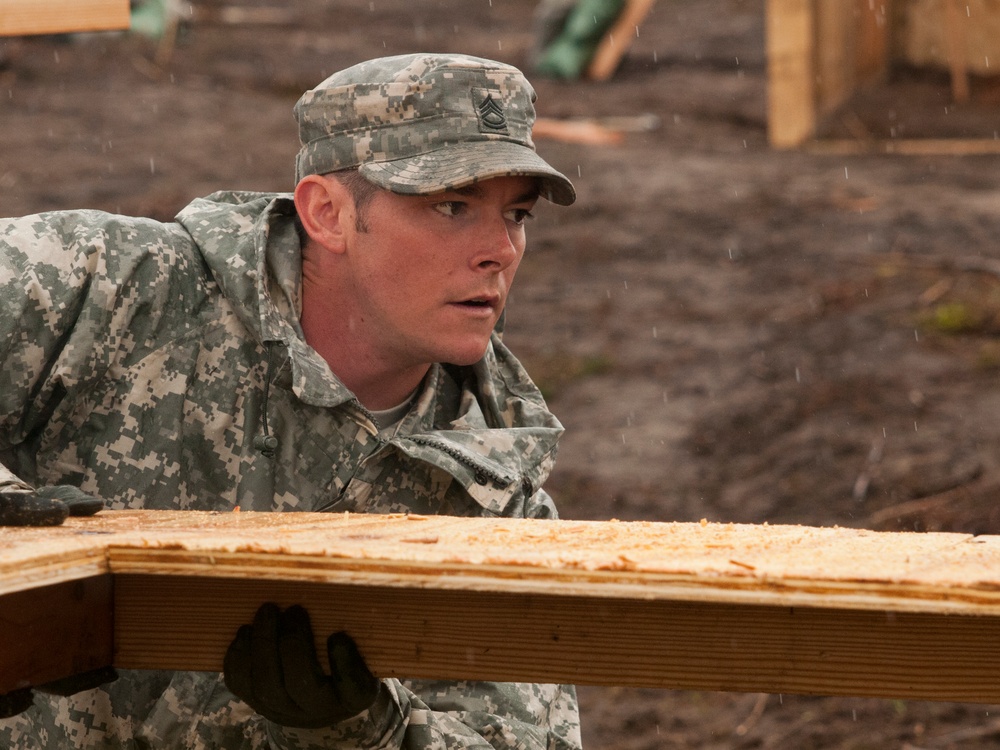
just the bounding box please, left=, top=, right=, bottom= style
left=0, top=0, right=129, bottom=36
left=766, top=0, right=894, bottom=148
left=4, top=510, right=1000, bottom=703
left=766, top=0, right=1000, bottom=153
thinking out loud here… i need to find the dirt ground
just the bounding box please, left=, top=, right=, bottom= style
left=4, top=0, right=1000, bottom=746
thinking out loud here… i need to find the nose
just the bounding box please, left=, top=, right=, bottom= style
left=471, top=217, right=521, bottom=272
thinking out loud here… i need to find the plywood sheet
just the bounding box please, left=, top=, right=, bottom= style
left=5, top=511, right=1000, bottom=701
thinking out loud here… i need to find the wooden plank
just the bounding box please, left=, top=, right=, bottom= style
left=0, top=576, right=113, bottom=693
left=855, top=0, right=891, bottom=80
left=113, top=574, right=1000, bottom=702
left=0, top=0, right=130, bottom=37
left=814, top=0, right=856, bottom=118
left=6, top=511, right=1000, bottom=701
left=807, top=138, right=1000, bottom=155
left=586, top=0, right=657, bottom=82
left=766, top=0, right=817, bottom=148
left=944, top=0, right=971, bottom=103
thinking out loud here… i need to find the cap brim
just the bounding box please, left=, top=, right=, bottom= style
left=358, top=140, right=576, bottom=206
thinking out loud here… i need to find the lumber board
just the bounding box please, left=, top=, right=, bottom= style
left=806, top=138, right=1000, bottom=156
left=766, top=0, right=816, bottom=148
left=0, top=0, right=129, bottom=36
left=0, top=576, right=113, bottom=693
left=4, top=511, right=1000, bottom=701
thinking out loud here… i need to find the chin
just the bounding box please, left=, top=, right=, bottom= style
left=441, top=340, right=491, bottom=367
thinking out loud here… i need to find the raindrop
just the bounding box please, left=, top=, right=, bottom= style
left=652, top=51, right=658, bottom=63
left=633, top=25, right=639, bottom=38
left=673, top=114, right=681, bottom=124
left=623, top=280, right=628, bottom=291
left=882, top=427, right=887, bottom=438
left=369, top=1, right=374, bottom=9
left=497, top=40, right=502, bottom=51
left=987, top=56, right=991, bottom=69
left=795, top=367, right=801, bottom=383
left=844, top=166, right=849, bottom=179
left=914, top=329, right=920, bottom=341
left=852, top=710, right=857, bottom=721
left=149, top=157, right=156, bottom=174
left=914, top=420, right=918, bottom=432
left=53, top=50, right=60, bottom=63
left=735, top=56, right=739, bottom=65
left=743, top=139, right=747, bottom=148
left=576, top=165, right=581, bottom=177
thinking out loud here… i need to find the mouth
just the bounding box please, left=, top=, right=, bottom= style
left=452, top=294, right=500, bottom=311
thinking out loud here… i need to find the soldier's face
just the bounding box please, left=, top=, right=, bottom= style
left=342, top=175, right=539, bottom=369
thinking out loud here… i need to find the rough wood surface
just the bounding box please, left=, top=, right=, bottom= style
left=4, top=511, right=1000, bottom=700
left=0, top=0, right=129, bottom=36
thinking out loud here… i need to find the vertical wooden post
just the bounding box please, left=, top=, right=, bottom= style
left=856, top=0, right=892, bottom=80
left=767, top=0, right=817, bottom=148
left=944, top=0, right=971, bottom=102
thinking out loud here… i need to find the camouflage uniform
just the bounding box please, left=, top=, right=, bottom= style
left=0, top=54, right=580, bottom=749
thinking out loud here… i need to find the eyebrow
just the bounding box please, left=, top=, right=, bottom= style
left=451, top=183, right=541, bottom=203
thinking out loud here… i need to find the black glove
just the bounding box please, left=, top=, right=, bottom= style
left=0, top=666, right=119, bottom=719
left=0, top=485, right=104, bottom=527
left=224, top=603, right=380, bottom=729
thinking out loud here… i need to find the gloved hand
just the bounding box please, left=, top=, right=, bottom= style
left=0, top=485, right=104, bottom=527
left=224, top=603, right=380, bottom=729
left=0, top=666, right=119, bottom=719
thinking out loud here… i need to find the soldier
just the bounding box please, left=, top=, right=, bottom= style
left=0, top=53, right=580, bottom=749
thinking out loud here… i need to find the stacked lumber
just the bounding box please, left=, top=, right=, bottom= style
left=3, top=511, right=1000, bottom=702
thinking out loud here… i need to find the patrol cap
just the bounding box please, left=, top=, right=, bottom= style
left=293, top=53, right=576, bottom=205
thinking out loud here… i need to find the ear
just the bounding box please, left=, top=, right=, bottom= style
left=294, top=174, right=352, bottom=253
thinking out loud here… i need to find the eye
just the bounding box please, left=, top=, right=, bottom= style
left=506, top=208, right=535, bottom=226
left=434, top=201, right=466, bottom=217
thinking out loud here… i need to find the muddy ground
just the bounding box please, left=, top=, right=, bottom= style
left=4, top=0, right=1000, bottom=746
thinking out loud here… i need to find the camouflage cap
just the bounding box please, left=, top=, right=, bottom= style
left=293, top=53, right=576, bottom=205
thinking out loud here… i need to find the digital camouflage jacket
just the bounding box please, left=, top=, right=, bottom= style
left=0, top=191, right=581, bottom=749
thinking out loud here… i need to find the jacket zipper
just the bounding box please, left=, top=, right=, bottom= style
left=406, top=435, right=513, bottom=489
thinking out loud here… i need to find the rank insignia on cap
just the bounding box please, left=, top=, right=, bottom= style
left=476, top=92, right=509, bottom=134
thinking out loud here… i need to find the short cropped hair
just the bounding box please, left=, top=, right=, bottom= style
left=331, top=168, right=379, bottom=232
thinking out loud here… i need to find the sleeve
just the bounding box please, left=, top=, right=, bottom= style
left=0, top=212, right=97, bottom=492
left=266, top=679, right=581, bottom=750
